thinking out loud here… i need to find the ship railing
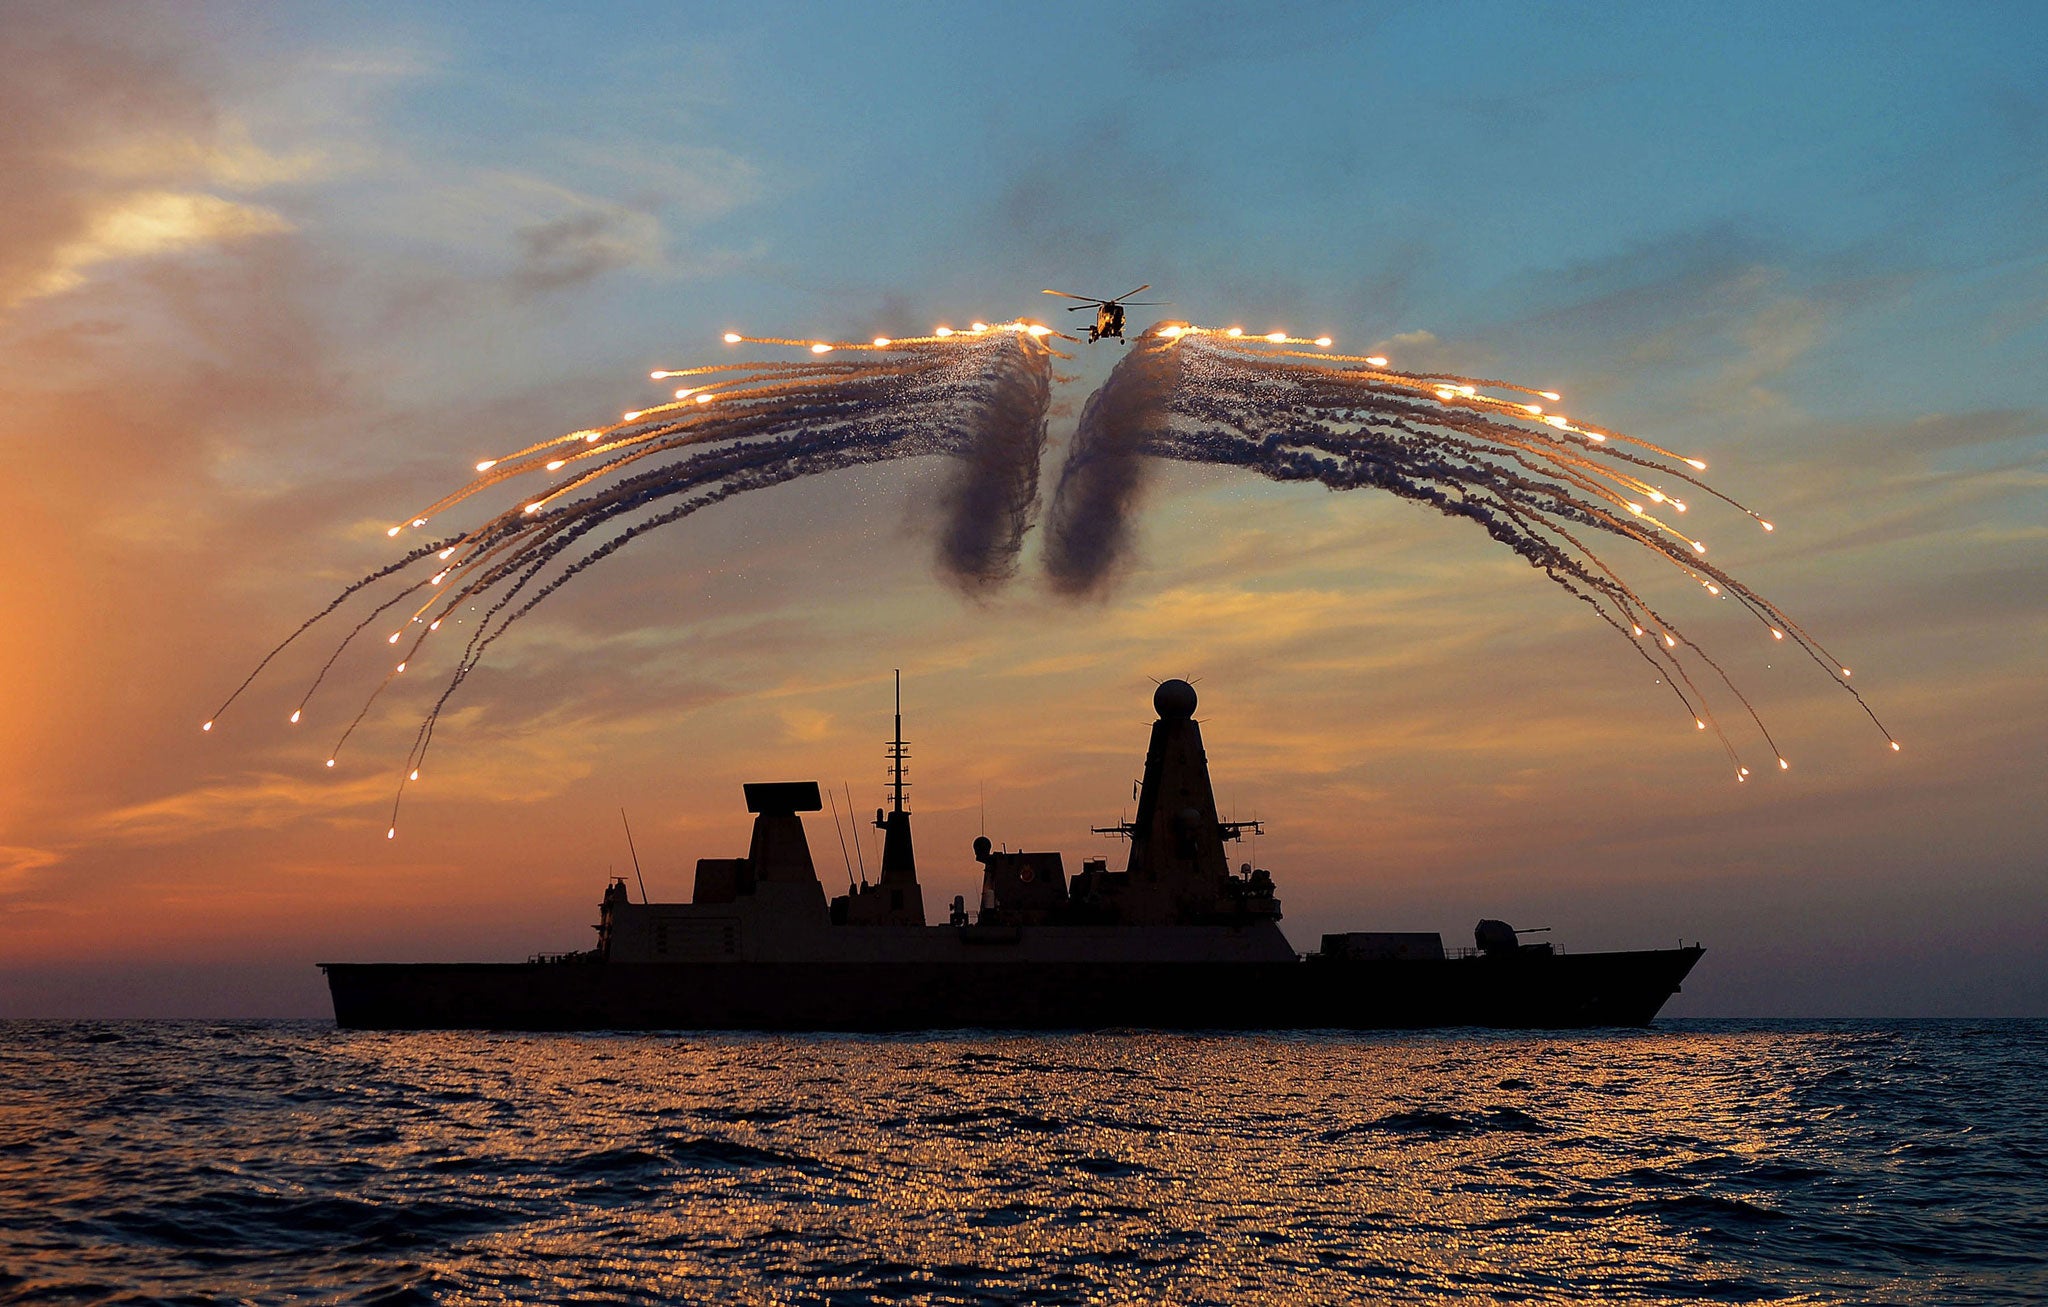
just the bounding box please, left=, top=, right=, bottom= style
left=1305, top=945, right=1578, bottom=961
left=1444, top=945, right=1566, bottom=959
left=527, top=950, right=590, bottom=965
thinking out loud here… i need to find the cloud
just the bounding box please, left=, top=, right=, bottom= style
left=71, top=115, right=339, bottom=191
left=1471, top=223, right=1933, bottom=415
left=0, top=6, right=316, bottom=313
left=777, top=706, right=835, bottom=743
left=1860, top=408, right=2046, bottom=457
left=1366, top=328, right=1450, bottom=371
left=991, top=122, right=1192, bottom=268
left=356, top=155, right=758, bottom=307
left=511, top=206, right=664, bottom=293
left=564, top=141, right=759, bottom=223
left=1658, top=404, right=2048, bottom=569
left=19, top=190, right=291, bottom=306
left=0, top=13, right=378, bottom=844
left=0, top=845, right=63, bottom=895
left=94, top=773, right=396, bottom=845
left=1721, top=286, right=1829, bottom=394
left=92, top=698, right=634, bottom=844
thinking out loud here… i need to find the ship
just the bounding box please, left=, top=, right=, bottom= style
left=322, top=678, right=1702, bottom=1030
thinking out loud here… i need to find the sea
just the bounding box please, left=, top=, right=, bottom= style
left=1, top=1020, right=2042, bottom=1306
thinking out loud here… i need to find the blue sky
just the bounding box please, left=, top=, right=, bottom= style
left=231, top=1, right=2048, bottom=393
left=319, top=0, right=2025, bottom=538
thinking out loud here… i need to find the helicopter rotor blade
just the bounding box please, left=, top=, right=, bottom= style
left=1040, top=289, right=1103, bottom=303
left=1119, top=301, right=1168, bottom=306
left=1066, top=303, right=1096, bottom=312
left=1109, top=284, right=1150, bottom=303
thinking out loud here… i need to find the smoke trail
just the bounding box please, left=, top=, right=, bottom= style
left=206, top=322, right=1061, bottom=830
left=933, top=332, right=1052, bottom=591
left=212, top=305, right=1892, bottom=818
left=1041, top=329, right=1183, bottom=596
left=1052, top=322, right=1895, bottom=777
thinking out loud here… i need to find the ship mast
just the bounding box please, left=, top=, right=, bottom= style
left=866, top=668, right=923, bottom=922
left=887, top=668, right=908, bottom=815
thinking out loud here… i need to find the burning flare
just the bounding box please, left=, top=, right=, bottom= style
left=208, top=305, right=1891, bottom=833
left=207, top=322, right=1063, bottom=833
left=1045, top=322, right=1895, bottom=779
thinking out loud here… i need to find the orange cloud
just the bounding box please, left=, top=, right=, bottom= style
left=15, top=190, right=292, bottom=307
left=0, top=845, right=63, bottom=896
left=0, top=8, right=316, bottom=313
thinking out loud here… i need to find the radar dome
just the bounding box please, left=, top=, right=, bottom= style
left=1153, top=679, right=1198, bottom=720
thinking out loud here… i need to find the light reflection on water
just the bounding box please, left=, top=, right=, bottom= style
left=1, top=1020, right=2043, bottom=1304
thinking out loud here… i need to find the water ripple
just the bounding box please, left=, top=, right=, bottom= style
left=2, top=1019, right=2045, bottom=1304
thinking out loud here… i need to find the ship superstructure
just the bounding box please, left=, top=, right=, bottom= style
left=323, top=679, right=1701, bottom=1030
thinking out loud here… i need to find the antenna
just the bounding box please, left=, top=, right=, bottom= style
left=844, top=781, right=868, bottom=885
left=619, top=808, right=648, bottom=904
left=826, top=785, right=856, bottom=892
left=979, top=780, right=985, bottom=838
left=886, top=668, right=909, bottom=815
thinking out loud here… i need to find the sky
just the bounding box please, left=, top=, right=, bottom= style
left=2, top=0, right=2043, bottom=1018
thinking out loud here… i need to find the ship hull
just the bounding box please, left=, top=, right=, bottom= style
left=322, top=946, right=1702, bottom=1032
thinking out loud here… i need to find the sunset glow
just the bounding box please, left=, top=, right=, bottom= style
left=1, top=2, right=2038, bottom=1028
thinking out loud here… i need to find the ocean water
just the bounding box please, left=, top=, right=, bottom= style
left=1, top=1021, right=2042, bottom=1305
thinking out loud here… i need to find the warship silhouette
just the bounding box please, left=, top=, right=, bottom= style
left=322, top=679, right=1702, bottom=1030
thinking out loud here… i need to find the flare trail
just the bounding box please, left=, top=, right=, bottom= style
left=1044, top=322, right=1895, bottom=781
left=206, top=322, right=1060, bottom=833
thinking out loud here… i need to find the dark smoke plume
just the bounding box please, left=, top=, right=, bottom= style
left=933, top=330, right=1051, bottom=591
left=1041, top=328, right=1184, bottom=596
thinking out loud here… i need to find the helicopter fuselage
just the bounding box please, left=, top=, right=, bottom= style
left=1044, top=285, right=1152, bottom=344
left=1089, top=302, right=1127, bottom=342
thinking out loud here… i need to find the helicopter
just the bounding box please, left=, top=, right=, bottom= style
left=1040, top=285, right=1168, bottom=343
